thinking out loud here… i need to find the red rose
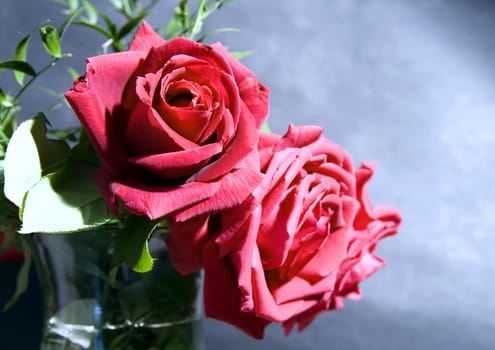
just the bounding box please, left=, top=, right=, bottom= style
left=194, top=124, right=401, bottom=338
left=65, top=22, right=269, bottom=220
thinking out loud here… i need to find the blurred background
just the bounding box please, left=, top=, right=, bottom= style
left=1, top=0, right=494, bottom=349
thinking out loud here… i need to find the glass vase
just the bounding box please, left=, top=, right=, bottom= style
left=30, top=226, right=205, bottom=350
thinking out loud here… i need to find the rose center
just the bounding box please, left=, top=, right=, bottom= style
left=165, top=89, right=195, bottom=107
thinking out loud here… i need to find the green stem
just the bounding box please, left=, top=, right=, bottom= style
left=14, top=57, right=60, bottom=101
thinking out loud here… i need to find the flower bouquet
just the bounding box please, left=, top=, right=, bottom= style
left=1, top=0, right=401, bottom=349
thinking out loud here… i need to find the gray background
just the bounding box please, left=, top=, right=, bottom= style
left=1, top=0, right=494, bottom=349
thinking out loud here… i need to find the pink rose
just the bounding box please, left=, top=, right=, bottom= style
left=65, top=22, right=269, bottom=220
left=191, top=124, right=401, bottom=338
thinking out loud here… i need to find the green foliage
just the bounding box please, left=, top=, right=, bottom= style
left=166, top=0, right=235, bottom=40
left=0, top=89, right=16, bottom=109
left=231, top=49, right=255, bottom=60
left=81, top=0, right=98, bottom=24
left=66, top=66, right=80, bottom=80
left=0, top=24, right=67, bottom=143
left=3, top=118, right=112, bottom=233
left=3, top=118, right=70, bottom=208
left=0, top=60, right=36, bottom=77
left=19, top=162, right=113, bottom=233
left=67, top=0, right=80, bottom=12
left=13, top=34, right=32, bottom=85
left=70, top=0, right=160, bottom=53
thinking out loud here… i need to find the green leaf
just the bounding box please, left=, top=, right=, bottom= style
left=13, top=34, right=31, bottom=85
left=109, top=0, right=123, bottom=10
left=75, top=20, right=113, bottom=38
left=117, top=278, right=152, bottom=322
left=19, top=161, right=113, bottom=233
left=30, top=84, right=64, bottom=100
left=115, top=12, right=150, bottom=41
left=67, top=0, right=80, bottom=11
left=0, top=60, right=36, bottom=76
left=231, top=49, right=255, bottom=60
left=189, top=0, right=234, bottom=40
left=3, top=118, right=70, bottom=208
left=0, top=103, right=19, bottom=145
left=82, top=0, right=98, bottom=24
left=100, top=13, right=118, bottom=37
left=47, top=126, right=81, bottom=143
left=39, top=25, right=62, bottom=58
left=0, top=89, right=16, bottom=108
left=67, top=66, right=80, bottom=80
left=115, top=215, right=158, bottom=273
left=166, top=0, right=190, bottom=39
left=34, top=111, right=52, bottom=126
left=196, top=27, right=239, bottom=43
left=69, top=129, right=99, bottom=165
left=59, top=6, right=85, bottom=40
left=188, top=0, right=208, bottom=40
left=121, top=0, right=136, bottom=18
left=2, top=238, right=31, bottom=311
left=108, top=264, right=121, bottom=289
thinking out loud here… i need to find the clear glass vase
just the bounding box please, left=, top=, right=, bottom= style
left=30, top=226, right=205, bottom=350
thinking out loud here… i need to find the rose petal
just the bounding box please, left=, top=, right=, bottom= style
left=297, top=223, right=351, bottom=283
left=175, top=166, right=263, bottom=221
left=125, top=101, right=197, bottom=155
left=215, top=195, right=258, bottom=257
left=257, top=185, right=300, bottom=269
left=85, top=51, right=145, bottom=114
left=270, top=272, right=338, bottom=305
left=129, top=143, right=222, bottom=178
left=203, top=240, right=270, bottom=339
left=109, top=180, right=221, bottom=220
left=354, top=161, right=402, bottom=230
left=128, top=21, right=166, bottom=52
left=211, top=42, right=270, bottom=128
left=65, top=79, right=129, bottom=175
left=232, top=206, right=262, bottom=312
left=94, top=167, right=119, bottom=216
left=273, top=123, right=324, bottom=151
left=131, top=38, right=233, bottom=86
left=258, top=132, right=281, bottom=168
left=166, top=214, right=210, bottom=274
left=193, top=102, right=257, bottom=182
left=250, top=247, right=308, bottom=322
left=338, top=252, right=386, bottom=296
left=282, top=292, right=333, bottom=335
left=237, top=77, right=270, bottom=129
